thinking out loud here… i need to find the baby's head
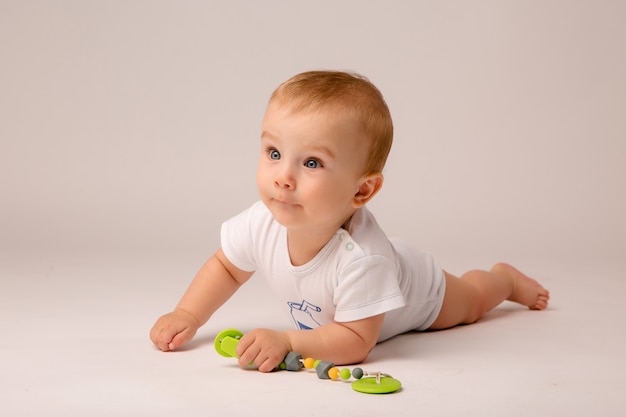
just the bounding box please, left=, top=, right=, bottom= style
left=268, top=70, right=393, bottom=175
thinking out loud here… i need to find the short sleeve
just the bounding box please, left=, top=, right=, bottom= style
left=220, top=204, right=259, bottom=272
left=333, top=255, right=405, bottom=322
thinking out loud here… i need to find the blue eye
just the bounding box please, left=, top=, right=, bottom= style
left=305, top=159, right=321, bottom=169
left=269, top=149, right=281, bottom=160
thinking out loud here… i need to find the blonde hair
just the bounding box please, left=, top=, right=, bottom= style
left=269, top=70, right=393, bottom=174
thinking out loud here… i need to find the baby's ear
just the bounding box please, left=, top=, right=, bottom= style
left=352, top=173, right=383, bottom=208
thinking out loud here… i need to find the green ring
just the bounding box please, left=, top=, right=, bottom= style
left=214, top=328, right=243, bottom=357
left=351, top=377, right=402, bottom=394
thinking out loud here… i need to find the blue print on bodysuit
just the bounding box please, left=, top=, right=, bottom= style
left=287, top=300, right=322, bottom=330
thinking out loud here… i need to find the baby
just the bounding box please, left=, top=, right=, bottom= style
left=150, top=70, right=550, bottom=372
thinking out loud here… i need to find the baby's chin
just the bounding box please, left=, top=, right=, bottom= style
left=265, top=200, right=304, bottom=224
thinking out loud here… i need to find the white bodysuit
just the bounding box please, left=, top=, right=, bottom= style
left=221, top=201, right=446, bottom=342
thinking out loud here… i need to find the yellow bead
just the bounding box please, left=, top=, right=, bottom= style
left=328, top=367, right=340, bottom=380
left=303, top=358, right=315, bottom=369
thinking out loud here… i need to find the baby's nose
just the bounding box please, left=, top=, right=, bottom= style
left=275, top=166, right=295, bottom=189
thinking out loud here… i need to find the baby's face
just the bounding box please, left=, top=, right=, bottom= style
left=257, top=100, right=370, bottom=233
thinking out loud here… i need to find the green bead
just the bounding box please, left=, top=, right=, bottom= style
left=340, top=368, right=352, bottom=380
left=279, top=362, right=286, bottom=370
left=352, top=367, right=364, bottom=379
left=313, top=359, right=321, bottom=369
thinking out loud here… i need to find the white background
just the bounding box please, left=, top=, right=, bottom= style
left=2, top=0, right=624, bottom=267
left=1, top=1, right=625, bottom=416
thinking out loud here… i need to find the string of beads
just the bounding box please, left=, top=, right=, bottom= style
left=214, top=329, right=402, bottom=393
left=278, top=351, right=389, bottom=382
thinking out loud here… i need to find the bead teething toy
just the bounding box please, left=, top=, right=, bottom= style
left=214, top=328, right=402, bottom=394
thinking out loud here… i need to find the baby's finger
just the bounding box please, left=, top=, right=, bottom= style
left=168, top=328, right=193, bottom=351
left=235, top=332, right=254, bottom=358
left=236, top=337, right=261, bottom=368
left=257, top=357, right=278, bottom=373
left=153, top=329, right=176, bottom=351
left=237, top=348, right=260, bottom=368
left=149, top=322, right=165, bottom=346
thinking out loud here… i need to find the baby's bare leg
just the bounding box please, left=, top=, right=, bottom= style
left=429, top=263, right=550, bottom=330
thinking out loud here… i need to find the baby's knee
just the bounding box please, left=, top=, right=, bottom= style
left=464, top=289, right=488, bottom=324
left=490, top=262, right=511, bottom=276
left=464, top=302, right=485, bottom=324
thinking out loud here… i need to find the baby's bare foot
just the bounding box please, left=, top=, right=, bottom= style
left=493, top=263, right=550, bottom=310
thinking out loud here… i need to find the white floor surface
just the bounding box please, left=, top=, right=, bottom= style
left=2, top=252, right=625, bottom=417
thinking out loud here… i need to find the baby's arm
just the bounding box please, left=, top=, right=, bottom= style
left=235, top=314, right=385, bottom=372
left=150, top=248, right=253, bottom=351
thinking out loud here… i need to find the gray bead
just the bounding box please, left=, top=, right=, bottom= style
left=315, top=361, right=335, bottom=379
left=284, top=351, right=303, bottom=371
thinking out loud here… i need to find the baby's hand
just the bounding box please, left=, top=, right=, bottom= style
left=236, top=328, right=292, bottom=373
left=150, top=309, right=199, bottom=351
